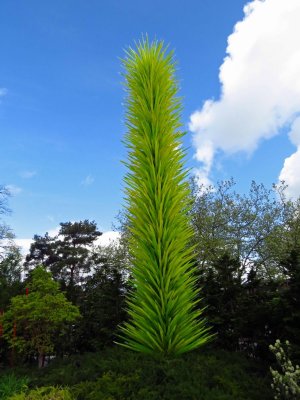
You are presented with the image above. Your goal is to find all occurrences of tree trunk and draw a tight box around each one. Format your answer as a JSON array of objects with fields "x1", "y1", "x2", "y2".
[{"x1": 38, "y1": 352, "x2": 45, "y2": 368}]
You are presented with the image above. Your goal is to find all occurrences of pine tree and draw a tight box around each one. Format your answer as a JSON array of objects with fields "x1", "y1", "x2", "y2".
[
  {"x1": 24, "y1": 220, "x2": 102, "y2": 303},
  {"x1": 116, "y1": 36, "x2": 212, "y2": 357}
]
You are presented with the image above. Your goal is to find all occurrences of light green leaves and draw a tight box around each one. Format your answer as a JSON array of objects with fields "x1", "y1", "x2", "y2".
[
  {"x1": 0, "y1": 267, "x2": 80, "y2": 361},
  {"x1": 116, "y1": 36, "x2": 213, "y2": 357}
]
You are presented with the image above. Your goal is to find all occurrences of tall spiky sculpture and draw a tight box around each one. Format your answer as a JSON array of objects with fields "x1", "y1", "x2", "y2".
[{"x1": 117, "y1": 36, "x2": 212, "y2": 357}]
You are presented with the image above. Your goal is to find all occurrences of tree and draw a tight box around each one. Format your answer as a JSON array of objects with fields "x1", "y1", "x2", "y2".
[
  {"x1": 115, "y1": 175, "x2": 300, "y2": 359},
  {"x1": 116, "y1": 36, "x2": 212, "y2": 357},
  {"x1": 197, "y1": 252, "x2": 242, "y2": 351},
  {"x1": 0, "y1": 266, "x2": 80, "y2": 367},
  {"x1": 278, "y1": 247, "x2": 300, "y2": 361},
  {"x1": 64, "y1": 241, "x2": 129, "y2": 353},
  {"x1": 0, "y1": 245, "x2": 24, "y2": 365},
  {"x1": 0, "y1": 185, "x2": 14, "y2": 259},
  {"x1": 52, "y1": 221, "x2": 101, "y2": 283},
  {"x1": 0, "y1": 245, "x2": 23, "y2": 310},
  {"x1": 78, "y1": 260, "x2": 128, "y2": 351},
  {"x1": 24, "y1": 220, "x2": 102, "y2": 303},
  {"x1": 269, "y1": 339, "x2": 300, "y2": 399},
  {"x1": 263, "y1": 191, "x2": 300, "y2": 276},
  {"x1": 189, "y1": 178, "x2": 286, "y2": 278},
  {"x1": 24, "y1": 233, "x2": 55, "y2": 270}
]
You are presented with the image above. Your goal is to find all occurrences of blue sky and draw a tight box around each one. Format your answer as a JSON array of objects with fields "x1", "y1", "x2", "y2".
[{"x1": 1, "y1": 0, "x2": 300, "y2": 245}]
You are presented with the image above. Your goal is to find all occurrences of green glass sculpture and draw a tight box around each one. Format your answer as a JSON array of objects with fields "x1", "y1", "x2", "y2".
[{"x1": 116, "y1": 36, "x2": 212, "y2": 357}]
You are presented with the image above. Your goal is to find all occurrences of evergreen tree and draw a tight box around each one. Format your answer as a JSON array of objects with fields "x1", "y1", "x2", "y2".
[
  {"x1": 50, "y1": 220, "x2": 101, "y2": 297},
  {"x1": 24, "y1": 233, "x2": 55, "y2": 270},
  {"x1": 24, "y1": 220, "x2": 102, "y2": 303},
  {"x1": 198, "y1": 252, "x2": 241, "y2": 351},
  {"x1": 0, "y1": 246, "x2": 24, "y2": 365},
  {"x1": 279, "y1": 247, "x2": 300, "y2": 361},
  {"x1": 0, "y1": 245, "x2": 23, "y2": 310},
  {"x1": 78, "y1": 262, "x2": 127, "y2": 351},
  {"x1": 117, "y1": 36, "x2": 212, "y2": 357}
]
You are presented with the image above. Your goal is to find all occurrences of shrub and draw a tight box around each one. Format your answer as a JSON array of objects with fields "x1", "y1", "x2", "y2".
[
  {"x1": 269, "y1": 339, "x2": 300, "y2": 399},
  {"x1": 0, "y1": 373, "x2": 29, "y2": 399},
  {"x1": 11, "y1": 346, "x2": 273, "y2": 399},
  {"x1": 7, "y1": 386, "x2": 73, "y2": 400},
  {"x1": 63, "y1": 347, "x2": 272, "y2": 400},
  {"x1": 71, "y1": 371, "x2": 140, "y2": 400}
]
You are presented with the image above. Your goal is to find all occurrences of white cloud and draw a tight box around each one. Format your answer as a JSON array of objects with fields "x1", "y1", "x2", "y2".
[
  {"x1": 279, "y1": 149, "x2": 300, "y2": 198},
  {"x1": 15, "y1": 230, "x2": 121, "y2": 257},
  {"x1": 192, "y1": 140, "x2": 214, "y2": 187},
  {"x1": 14, "y1": 238, "x2": 33, "y2": 255},
  {"x1": 6, "y1": 184, "x2": 22, "y2": 195},
  {"x1": 14, "y1": 227, "x2": 60, "y2": 256},
  {"x1": 0, "y1": 88, "x2": 8, "y2": 97},
  {"x1": 279, "y1": 117, "x2": 300, "y2": 197},
  {"x1": 96, "y1": 231, "x2": 121, "y2": 247},
  {"x1": 81, "y1": 175, "x2": 94, "y2": 186},
  {"x1": 288, "y1": 116, "x2": 300, "y2": 148},
  {"x1": 189, "y1": 0, "x2": 300, "y2": 198},
  {"x1": 48, "y1": 226, "x2": 60, "y2": 237},
  {"x1": 20, "y1": 170, "x2": 37, "y2": 179}
]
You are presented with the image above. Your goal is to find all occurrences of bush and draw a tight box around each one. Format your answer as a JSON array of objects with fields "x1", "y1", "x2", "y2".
[
  {"x1": 33, "y1": 346, "x2": 272, "y2": 400},
  {"x1": 7, "y1": 386, "x2": 73, "y2": 400},
  {"x1": 1, "y1": 346, "x2": 273, "y2": 399},
  {"x1": 71, "y1": 371, "x2": 140, "y2": 400},
  {"x1": 0, "y1": 373, "x2": 29, "y2": 399},
  {"x1": 269, "y1": 339, "x2": 300, "y2": 399}
]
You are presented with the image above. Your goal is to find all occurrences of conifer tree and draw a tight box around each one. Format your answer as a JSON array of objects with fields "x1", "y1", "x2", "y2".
[{"x1": 117, "y1": 36, "x2": 212, "y2": 357}]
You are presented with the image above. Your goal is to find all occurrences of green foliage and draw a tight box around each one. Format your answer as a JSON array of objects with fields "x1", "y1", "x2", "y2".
[
  {"x1": 118, "y1": 35, "x2": 212, "y2": 356},
  {"x1": 189, "y1": 178, "x2": 286, "y2": 277},
  {"x1": 7, "y1": 386, "x2": 73, "y2": 400},
  {"x1": 24, "y1": 220, "x2": 101, "y2": 303},
  {"x1": 279, "y1": 248, "x2": 300, "y2": 361},
  {"x1": 71, "y1": 371, "x2": 140, "y2": 400},
  {"x1": 269, "y1": 340, "x2": 300, "y2": 399},
  {"x1": 23, "y1": 221, "x2": 103, "y2": 356},
  {"x1": 1, "y1": 267, "x2": 80, "y2": 366},
  {"x1": 197, "y1": 252, "x2": 242, "y2": 351},
  {"x1": 265, "y1": 193, "x2": 300, "y2": 267},
  {"x1": 0, "y1": 373, "x2": 29, "y2": 400},
  {"x1": 0, "y1": 246, "x2": 22, "y2": 289},
  {"x1": 188, "y1": 178, "x2": 300, "y2": 359},
  {"x1": 49, "y1": 220, "x2": 101, "y2": 293},
  {"x1": 24, "y1": 233, "x2": 54, "y2": 270},
  {"x1": 27, "y1": 346, "x2": 272, "y2": 400},
  {"x1": 77, "y1": 262, "x2": 127, "y2": 351},
  {"x1": 0, "y1": 246, "x2": 24, "y2": 363}
]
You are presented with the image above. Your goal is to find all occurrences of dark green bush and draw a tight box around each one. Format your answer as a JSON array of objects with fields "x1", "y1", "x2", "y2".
[
  {"x1": 71, "y1": 371, "x2": 140, "y2": 400},
  {"x1": 31, "y1": 346, "x2": 272, "y2": 400}
]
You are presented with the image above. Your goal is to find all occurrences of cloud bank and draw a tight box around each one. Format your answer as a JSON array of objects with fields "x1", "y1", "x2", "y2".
[
  {"x1": 95, "y1": 230, "x2": 121, "y2": 247},
  {"x1": 15, "y1": 229, "x2": 121, "y2": 256},
  {"x1": 189, "y1": 0, "x2": 300, "y2": 197}
]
